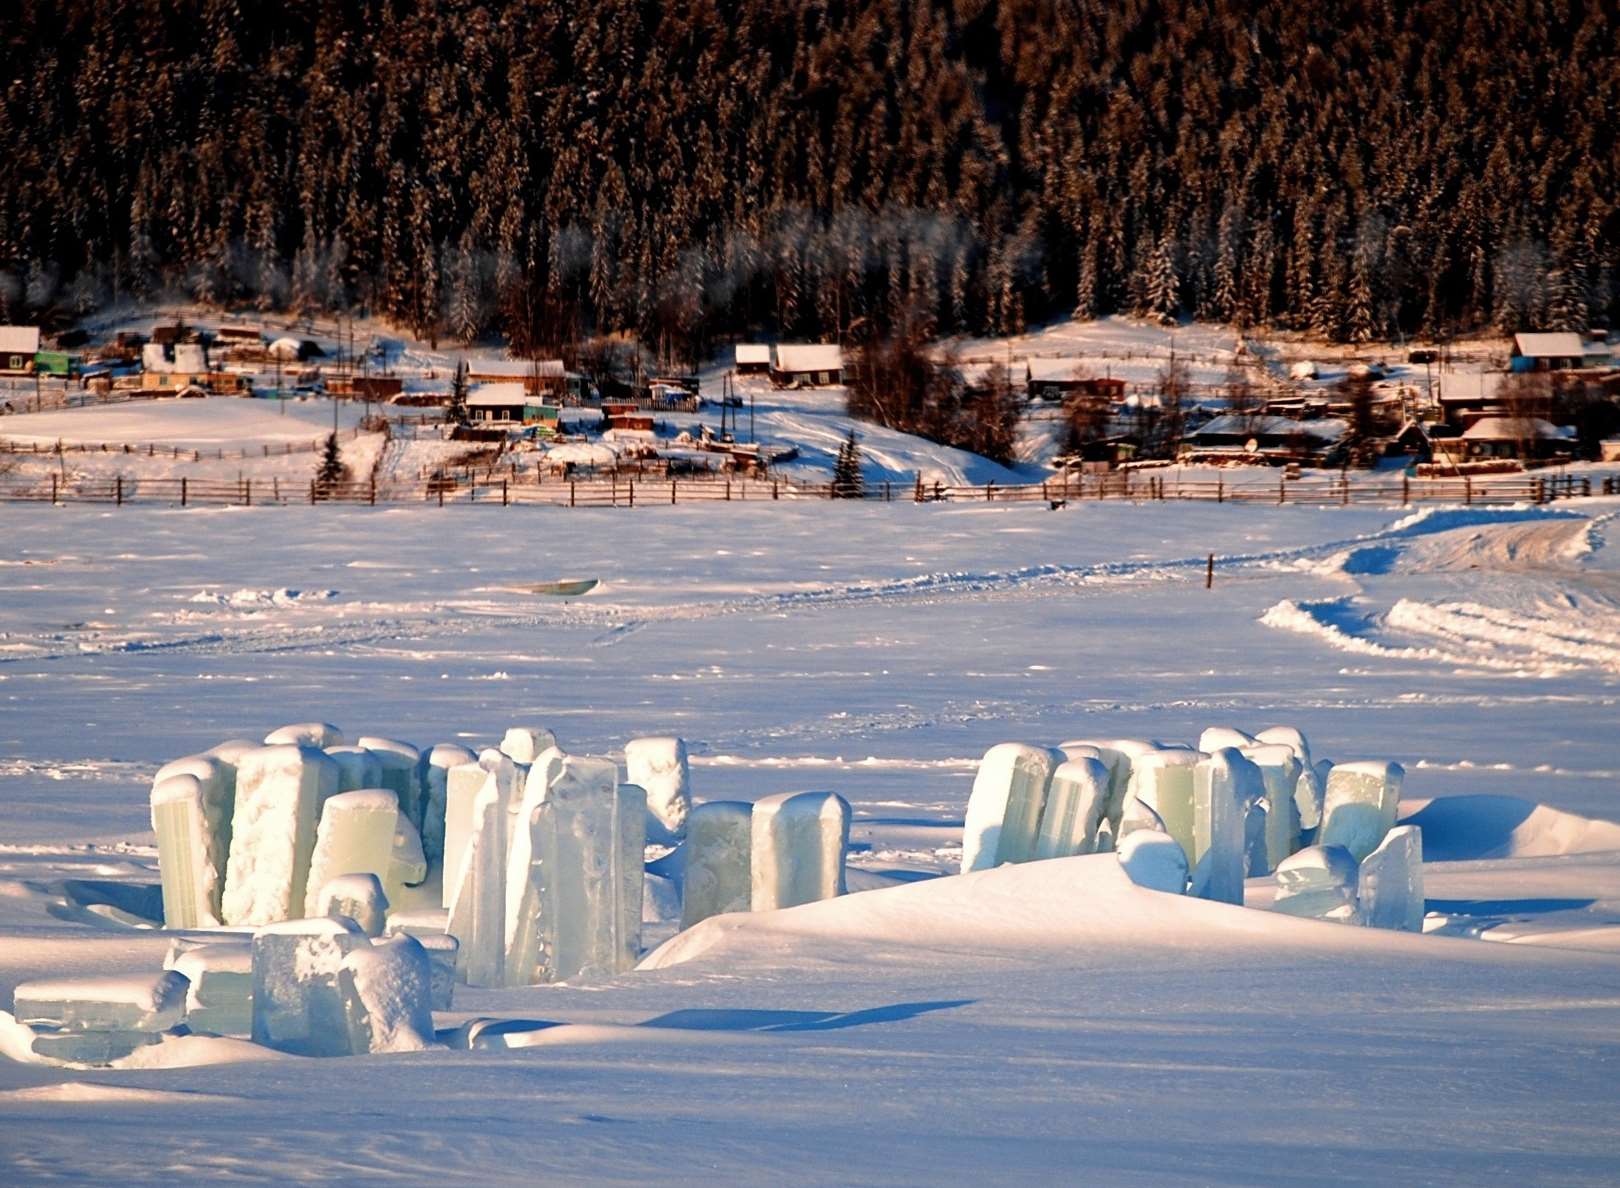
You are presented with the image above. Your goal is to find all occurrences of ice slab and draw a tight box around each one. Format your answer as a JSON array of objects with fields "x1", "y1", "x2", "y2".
[
  {"x1": 961, "y1": 743, "x2": 1062, "y2": 872},
  {"x1": 523, "y1": 757, "x2": 645, "y2": 983},
  {"x1": 303, "y1": 790, "x2": 399, "y2": 921},
  {"x1": 339, "y1": 935, "x2": 436, "y2": 1054},
  {"x1": 1359, "y1": 825, "x2": 1424, "y2": 932},
  {"x1": 681, "y1": 800, "x2": 753, "y2": 929},
  {"x1": 13, "y1": 972, "x2": 190, "y2": 1033},
  {"x1": 166, "y1": 941, "x2": 252, "y2": 1037},
  {"x1": 251, "y1": 916, "x2": 368, "y2": 1056},
  {"x1": 624, "y1": 736, "x2": 692, "y2": 843},
  {"x1": 1190, "y1": 749, "x2": 1261, "y2": 905},
  {"x1": 1273, "y1": 845, "x2": 1361, "y2": 922},
  {"x1": 447, "y1": 781, "x2": 506, "y2": 987},
  {"x1": 30, "y1": 1027, "x2": 162, "y2": 1065},
  {"x1": 222, "y1": 745, "x2": 340, "y2": 926},
  {"x1": 358, "y1": 737, "x2": 424, "y2": 832},
  {"x1": 1319, "y1": 761, "x2": 1404, "y2": 862},
  {"x1": 500, "y1": 726, "x2": 556, "y2": 765},
  {"x1": 1118, "y1": 749, "x2": 1204, "y2": 859},
  {"x1": 315, "y1": 873, "x2": 390, "y2": 938},
  {"x1": 1032, "y1": 757, "x2": 1112, "y2": 859},
  {"x1": 265, "y1": 722, "x2": 345, "y2": 748},
  {"x1": 1240, "y1": 743, "x2": 1303, "y2": 875},
  {"x1": 751, "y1": 791, "x2": 851, "y2": 911},
  {"x1": 1116, "y1": 831, "x2": 1189, "y2": 894},
  {"x1": 324, "y1": 745, "x2": 383, "y2": 793},
  {"x1": 419, "y1": 743, "x2": 477, "y2": 870},
  {"x1": 151, "y1": 771, "x2": 228, "y2": 929}
]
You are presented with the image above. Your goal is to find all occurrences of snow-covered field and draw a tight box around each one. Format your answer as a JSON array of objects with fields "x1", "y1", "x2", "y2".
[{"x1": 2, "y1": 495, "x2": 1619, "y2": 1182}]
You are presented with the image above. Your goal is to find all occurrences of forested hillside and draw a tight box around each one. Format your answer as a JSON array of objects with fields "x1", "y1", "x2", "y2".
[{"x1": 2, "y1": 0, "x2": 1614, "y2": 355}]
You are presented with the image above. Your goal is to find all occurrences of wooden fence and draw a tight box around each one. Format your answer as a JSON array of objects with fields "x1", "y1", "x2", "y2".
[{"x1": 1, "y1": 470, "x2": 1612, "y2": 509}]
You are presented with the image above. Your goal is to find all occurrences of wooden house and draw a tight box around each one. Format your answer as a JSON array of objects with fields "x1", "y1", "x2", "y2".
[
  {"x1": 1025, "y1": 358, "x2": 1112, "y2": 402},
  {"x1": 770, "y1": 343, "x2": 843, "y2": 386},
  {"x1": 735, "y1": 344, "x2": 771, "y2": 373},
  {"x1": 0, "y1": 325, "x2": 41, "y2": 374},
  {"x1": 466, "y1": 384, "x2": 559, "y2": 427},
  {"x1": 1511, "y1": 332, "x2": 1587, "y2": 372}
]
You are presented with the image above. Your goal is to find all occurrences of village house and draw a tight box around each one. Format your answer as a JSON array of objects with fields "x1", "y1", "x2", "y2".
[
  {"x1": 1431, "y1": 416, "x2": 1575, "y2": 463},
  {"x1": 1511, "y1": 332, "x2": 1588, "y2": 372},
  {"x1": 734, "y1": 344, "x2": 771, "y2": 374},
  {"x1": 1025, "y1": 359, "x2": 1120, "y2": 403},
  {"x1": 1183, "y1": 414, "x2": 1347, "y2": 465},
  {"x1": 0, "y1": 325, "x2": 41, "y2": 374},
  {"x1": 466, "y1": 383, "x2": 560, "y2": 429},
  {"x1": 770, "y1": 343, "x2": 842, "y2": 386}
]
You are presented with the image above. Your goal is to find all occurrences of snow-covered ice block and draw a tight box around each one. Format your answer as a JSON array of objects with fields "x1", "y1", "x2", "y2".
[
  {"x1": 751, "y1": 791, "x2": 851, "y2": 912},
  {"x1": 339, "y1": 935, "x2": 435, "y2": 1054},
  {"x1": 624, "y1": 736, "x2": 692, "y2": 843},
  {"x1": 315, "y1": 873, "x2": 390, "y2": 938},
  {"x1": 222, "y1": 744, "x2": 340, "y2": 926},
  {"x1": 447, "y1": 780, "x2": 506, "y2": 987},
  {"x1": 1240, "y1": 743, "x2": 1303, "y2": 874},
  {"x1": 1117, "y1": 831, "x2": 1189, "y2": 894},
  {"x1": 265, "y1": 722, "x2": 345, "y2": 748},
  {"x1": 499, "y1": 726, "x2": 556, "y2": 765},
  {"x1": 681, "y1": 800, "x2": 753, "y2": 930},
  {"x1": 1272, "y1": 845, "x2": 1361, "y2": 922},
  {"x1": 408, "y1": 933, "x2": 458, "y2": 1010},
  {"x1": 960, "y1": 743, "x2": 1063, "y2": 872},
  {"x1": 1118, "y1": 749, "x2": 1204, "y2": 859},
  {"x1": 1358, "y1": 825, "x2": 1424, "y2": 932},
  {"x1": 523, "y1": 758, "x2": 646, "y2": 983},
  {"x1": 30, "y1": 1028, "x2": 161, "y2": 1065},
  {"x1": 388, "y1": 814, "x2": 429, "y2": 903},
  {"x1": 1294, "y1": 763, "x2": 1326, "y2": 839},
  {"x1": 1319, "y1": 761, "x2": 1404, "y2": 861},
  {"x1": 13, "y1": 972, "x2": 190, "y2": 1033},
  {"x1": 1190, "y1": 748, "x2": 1261, "y2": 906},
  {"x1": 1058, "y1": 740, "x2": 1135, "y2": 840},
  {"x1": 501, "y1": 753, "x2": 563, "y2": 981},
  {"x1": 358, "y1": 737, "x2": 424, "y2": 831},
  {"x1": 1198, "y1": 726, "x2": 1257, "y2": 754},
  {"x1": 1255, "y1": 725, "x2": 1313, "y2": 771},
  {"x1": 419, "y1": 742, "x2": 477, "y2": 871},
  {"x1": 324, "y1": 745, "x2": 383, "y2": 793},
  {"x1": 151, "y1": 770, "x2": 230, "y2": 928},
  {"x1": 1032, "y1": 757, "x2": 1112, "y2": 859},
  {"x1": 442, "y1": 761, "x2": 493, "y2": 909},
  {"x1": 205, "y1": 738, "x2": 260, "y2": 768},
  {"x1": 302, "y1": 790, "x2": 399, "y2": 920},
  {"x1": 251, "y1": 916, "x2": 368, "y2": 1056},
  {"x1": 166, "y1": 941, "x2": 253, "y2": 1036},
  {"x1": 385, "y1": 907, "x2": 449, "y2": 937}
]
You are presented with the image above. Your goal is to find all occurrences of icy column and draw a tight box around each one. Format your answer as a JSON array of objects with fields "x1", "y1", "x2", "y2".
[
  {"x1": 339, "y1": 935, "x2": 436, "y2": 1054},
  {"x1": 324, "y1": 745, "x2": 383, "y2": 792},
  {"x1": 1318, "y1": 761, "x2": 1404, "y2": 861},
  {"x1": 1032, "y1": 757, "x2": 1112, "y2": 859},
  {"x1": 1190, "y1": 748, "x2": 1262, "y2": 905},
  {"x1": 447, "y1": 779, "x2": 507, "y2": 987},
  {"x1": 751, "y1": 791, "x2": 851, "y2": 911},
  {"x1": 624, "y1": 736, "x2": 693, "y2": 843},
  {"x1": 222, "y1": 744, "x2": 340, "y2": 926},
  {"x1": 502, "y1": 755, "x2": 565, "y2": 983},
  {"x1": 525, "y1": 757, "x2": 646, "y2": 982},
  {"x1": 265, "y1": 722, "x2": 345, "y2": 748},
  {"x1": 165, "y1": 941, "x2": 253, "y2": 1037},
  {"x1": 442, "y1": 760, "x2": 494, "y2": 909},
  {"x1": 680, "y1": 800, "x2": 753, "y2": 929},
  {"x1": 1116, "y1": 831, "x2": 1190, "y2": 894},
  {"x1": 302, "y1": 790, "x2": 399, "y2": 919},
  {"x1": 960, "y1": 744, "x2": 1062, "y2": 872},
  {"x1": 1117, "y1": 749, "x2": 1204, "y2": 859},
  {"x1": 1358, "y1": 825, "x2": 1424, "y2": 932},
  {"x1": 358, "y1": 736, "x2": 424, "y2": 834},
  {"x1": 419, "y1": 742, "x2": 478, "y2": 872},
  {"x1": 1240, "y1": 743, "x2": 1304, "y2": 874},
  {"x1": 251, "y1": 916, "x2": 368, "y2": 1056},
  {"x1": 500, "y1": 726, "x2": 557, "y2": 765},
  {"x1": 315, "y1": 873, "x2": 390, "y2": 937},
  {"x1": 1272, "y1": 845, "x2": 1361, "y2": 922},
  {"x1": 151, "y1": 770, "x2": 229, "y2": 928}
]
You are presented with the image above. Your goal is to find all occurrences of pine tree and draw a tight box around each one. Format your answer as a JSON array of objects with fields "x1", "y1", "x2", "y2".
[
  {"x1": 832, "y1": 428, "x2": 864, "y2": 498},
  {"x1": 446, "y1": 359, "x2": 470, "y2": 427},
  {"x1": 315, "y1": 431, "x2": 346, "y2": 492},
  {"x1": 1144, "y1": 234, "x2": 1179, "y2": 326}
]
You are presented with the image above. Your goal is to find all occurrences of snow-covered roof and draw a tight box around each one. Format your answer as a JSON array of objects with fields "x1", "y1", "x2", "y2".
[
  {"x1": 467, "y1": 383, "x2": 532, "y2": 407},
  {"x1": 1514, "y1": 332, "x2": 1585, "y2": 358},
  {"x1": 735, "y1": 344, "x2": 771, "y2": 366},
  {"x1": 1461, "y1": 416, "x2": 1572, "y2": 440},
  {"x1": 1192, "y1": 415, "x2": 1346, "y2": 442},
  {"x1": 0, "y1": 325, "x2": 41, "y2": 354},
  {"x1": 772, "y1": 343, "x2": 842, "y2": 372},
  {"x1": 1026, "y1": 358, "x2": 1091, "y2": 383},
  {"x1": 467, "y1": 357, "x2": 564, "y2": 377},
  {"x1": 1440, "y1": 372, "x2": 1506, "y2": 402}
]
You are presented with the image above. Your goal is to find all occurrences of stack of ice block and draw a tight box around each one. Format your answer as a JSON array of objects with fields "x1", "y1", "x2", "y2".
[
  {"x1": 12, "y1": 972, "x2": 190, "y2": 1065},
  {"x1": 251, "y1": 916, "x2": 369, "y2": 1056}
]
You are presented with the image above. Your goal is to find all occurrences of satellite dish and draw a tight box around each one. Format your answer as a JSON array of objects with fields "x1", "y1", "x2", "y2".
[{"x1": 1245, "y1": 438, "x2": 1260, "y2": 453}]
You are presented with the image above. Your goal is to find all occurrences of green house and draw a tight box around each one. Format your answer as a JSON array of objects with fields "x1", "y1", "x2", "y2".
[{"x1": 33, "y1": 351, "x2": 80, "y2": 378}]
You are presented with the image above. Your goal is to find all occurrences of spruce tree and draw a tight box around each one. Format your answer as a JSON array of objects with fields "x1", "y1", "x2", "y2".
[
  {"x1": 446, "y1": 359, "x2": 470, "y2": 428},
  {"x1": 832, "y1": 429, "x2": 864, "y2": 498},
  {"x1": 315, "y1": 431, "x2": 346, "y2": 492}
]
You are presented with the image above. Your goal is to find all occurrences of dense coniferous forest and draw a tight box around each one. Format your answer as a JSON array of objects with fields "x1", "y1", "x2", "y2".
[{"x1": 1, "y1": 0, "x2": 1615, "y2": 357}]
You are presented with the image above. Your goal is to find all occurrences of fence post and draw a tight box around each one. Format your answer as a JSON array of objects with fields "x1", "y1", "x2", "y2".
[
  {"x1": 670, "y1": 481, "x2": 677, "y2": 505},
  {"x1": 51, "y1": 473, "x2": 57, "y2": 505},
  {"x1": 1583, "y1": 478, "x2": 1591, "y2": 498},
  {"x1": 570, "y1": 480, "x2": 576, "y2": 507},
  {"x1": 438, "y1": 483, "x2": 444, "y2": 507},
  {"x1": 934, "y1": 481, "x2": 943, "y2": 502},
  {"x1": 612, "y1": 474, "x2": 618, "y2": 507},
  {"x1": 245, "y1": 479, "x2": 251, "y2": 507},
  {"x1": 182, "y1": 477, "x2": 188, "y2": 507},
  {"x1": 310, "y1": 480, "x2": 317, "y2": 505},
  {"x1": 986, "y1": 483, "x2": 994, "y2": 502},
  {"x1": 1217, "y1": 478, "x2": 1224, "y2": 503},
  {"x1": 1465, "y1": 477, "x2": 1472, "y2": 506},
  {"x1": 115, "y1": 475, "x2": 123, "y2": 506},
  {"x1": 1278, "y1": 476, "x2": 1285, "y2": 504},
  {"x1": 725, "y1": 480, "x2": 731, "y2": 502},
  {"x1": 629, "y1": 479, "x2": 635, "y2": 508},
  {"x1": 370, "y1": 478, "x2": 376, "y2": 506},
  {"x1": 773, "y1": 480, "x2": 780, "y2": 500},
  {"x1": 1402, "y1": 474, "x2": 1409, "y2": 505},
  {"x1": 502, "y1": 480, "x2": 508, "y2": 507},
  {"x1": 1341, "y1": 475, "x2": 1349, "y2": 505}
]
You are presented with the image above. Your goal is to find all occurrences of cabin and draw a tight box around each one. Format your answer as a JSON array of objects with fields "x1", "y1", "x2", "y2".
[
  {"x1": 466, "y1": 357, "x2": 590, "y2": 402},
  {"x1": 213, "y1": 325, "x2": 263, "y2": 349},
  {"x1": 143, "y1": 341, "x2": 209, "y2": 375},
  {"x1": 466, "y1": 384, "x2": 560, "y2": 428},
  {"x1": 1183, "y1": 414, "x2": 1347, "y2": 465},
  {"x1": 327, "y1": 375, "x2": 404, "y2": 400},
  {"x1": 735, "y1": 344, "x2": 771, "y2": 374},
  {"x1": 1025, "y1": 359, "x2": 1113, "y2": 402},
  {"x1": 771, "y1": 343, "x2": 842, "y2": 387},
  {"x1": 0, "y1": 326, "x2": 41, "y2": 374},
  {"x1": 1432, "y1": 416, "x2": 1575, "y2": 462},
  {"x1": 1511, "y1": 332, "x2": 1587, "y2": 372}
]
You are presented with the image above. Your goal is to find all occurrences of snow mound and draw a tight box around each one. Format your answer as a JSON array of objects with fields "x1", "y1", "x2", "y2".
[
  {"x1": 188, "y1": 588, "x2": 338, "y2": 608},
  {"x1": 1401, "y1": 795, "x2": 1620, "y2": 862}
]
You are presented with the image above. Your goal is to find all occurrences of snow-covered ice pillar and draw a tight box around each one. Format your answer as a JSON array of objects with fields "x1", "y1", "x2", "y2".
[
  {"x1": 324, "y1": 745, "x2": 383, "y2": 793},
  {"x1": 1117, "y1": 749, "x2": 1204, "y2": 860},
  {"x1": 302, "y1": 790, "x2": 399, "y2": 920},
  {"x1": 358, "y1": 736, "x2": 424, "y2": 834},
  {"x1": 1116, "y1": 831, "x2": 1190, "y2": 894},
  {"x1": 1272, "y1": 845, "x2": 1360, "y2": 923},
  {"x1": 265, "y1": 722, "x2": 345, "y2": 748},
  {"x1": 1198, "y1": 726, "x2": 1256, "y2": 754},
  {"x1": 751, "y1": 791, "x2": 851, "y2": 911},
  {"x1": 314, "y1": 872, "x2": 390, "y2": 937},
  {"x1": 1318, "y1": 761, "x2": 1404, "y2": 861},
  {"x1": 1255, "y1": 726, "x2": 1312, "y2": 771},
  {"x1": 624, "y1": 736, "x2": 693, "y2": 843},
  {"x1": 1358, "y1": 825, "x2": 1424, "y2": 932},
  {"x1": 339, "y1": 935, "x2": 436, "y2": 1054},
  {"x1": 447, "y1": 779, "x2": 507, "y2": 987},
  {"x1": 442, "y1": 760, "x2": 494, "y2": 909},
  {"x1": 1031, "y1": 757, "x2": 1112, "y2": 859},
  {"x1": 250, "y1": 916, "x2": 368, "y2": 1056},
  {"x1": 502, "y1": 754, "x2": 564, "y2": 983},
  {"x1": 419, "y1": 742, "x2": 478, "y2": 872},
  {"x1": 960, "y1": 743, "x2": 1062, "y2": 872},
  {"x1": 681, "y1": 800, "x2": 753, "y2": 929},
  {"x1": 1191, "y1": 748, "x2": 1262, "y2": 905},
  {"x1": 150, "y1": 766, "x2": 232, "y2": 928},
  {"x1": 222, "y1": 744, "x2": 340, "y2": 926},
  {"x1": 524, "y1": 757, "x2": 646, "y2": 982},
  {"x1": 1240, "y1": 743, "x2": 1304, "y2": 874},
  {"x1": 500, "y1": 726, "x2": 556, "y2": 765}
]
